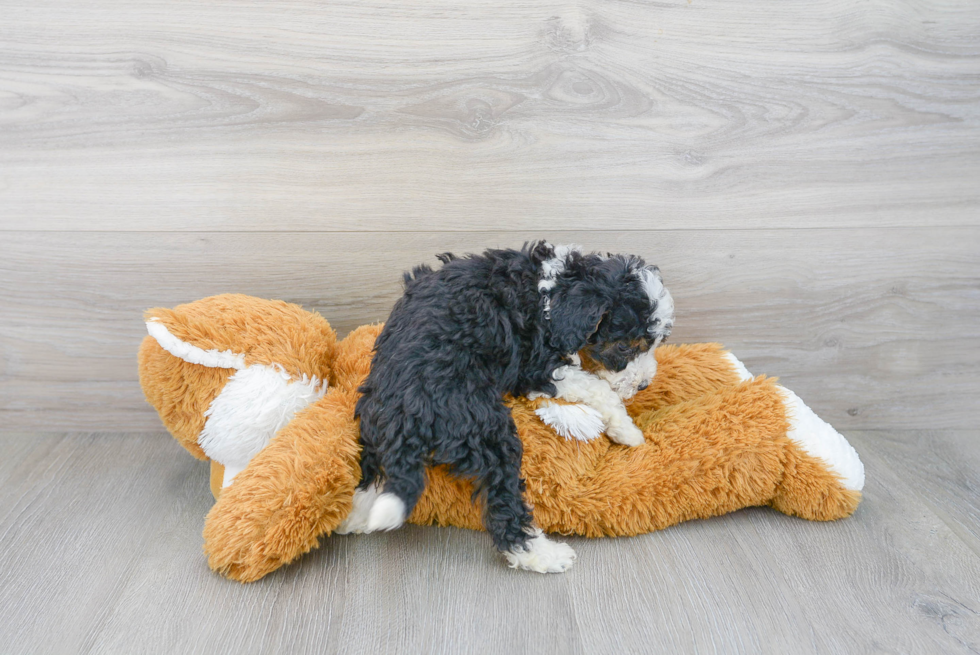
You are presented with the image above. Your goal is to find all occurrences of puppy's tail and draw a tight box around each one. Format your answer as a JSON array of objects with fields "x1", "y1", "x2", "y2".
[
  {"x1": 403, "y1": 262, "x2": 436, "y2": 286},
  {"x1": 435, "y1": 252, "x2": 458, "y2": 264}
]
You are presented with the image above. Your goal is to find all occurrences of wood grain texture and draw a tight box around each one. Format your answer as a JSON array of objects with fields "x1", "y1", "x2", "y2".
[
  {"x1": 1, "y1": 1, "x2": 978, "y2": 231},
  {"x1": 2, "y1": 227, "x2": 977, "y2": 431},
  {"x1": 854, "y1": 430, "x2": 980, "y2": 560},
  {"x1": 1, "y1": 430, "x2": 978, "y2": 654}
]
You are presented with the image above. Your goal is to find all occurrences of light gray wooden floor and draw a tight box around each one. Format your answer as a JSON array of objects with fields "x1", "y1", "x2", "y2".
[{"x1": 1, "y1": 429, "x2": 979, "y2": 654}]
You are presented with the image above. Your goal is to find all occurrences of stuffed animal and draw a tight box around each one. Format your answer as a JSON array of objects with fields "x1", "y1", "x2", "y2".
[{"x1": 138, "y1": 294, "x2": 864, "y2": 582}]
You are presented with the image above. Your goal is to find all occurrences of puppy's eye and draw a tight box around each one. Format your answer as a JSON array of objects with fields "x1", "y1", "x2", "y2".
[{"x1": 616, "y1": 343, "x2": 631, "y2": 353}]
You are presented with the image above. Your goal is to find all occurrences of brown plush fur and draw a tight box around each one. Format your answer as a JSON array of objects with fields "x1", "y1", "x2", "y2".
[
  {"x1": 138, "y1": 294, "x2": 337, "y2": 460},
  {"x1": 202, "y1": 390, "x2": 361, "y2": 581},
  {"x1": 139, "y1": 295, "x2": 860, "y2": 582},
  {"x1": 138, "y1": 337, "x2": 232, "y2": 460},
  {"x1": 144, "y1": 294, "x2": 337, "y2": 381}
]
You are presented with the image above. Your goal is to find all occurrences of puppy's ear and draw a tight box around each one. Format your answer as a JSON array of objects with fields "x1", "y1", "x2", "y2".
[
  {"x1": 527, "y1": 241, "x2": 555, "y2": 266},
  {"x1": 548, "y1": 290, "x2": 609, "y2": 354}
]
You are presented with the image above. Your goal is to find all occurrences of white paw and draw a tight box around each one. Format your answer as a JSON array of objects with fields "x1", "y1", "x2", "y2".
[
  {"x1": 366, "y1": 492, "x2": 407, "y2": 532},
  {"x1": 503, "y1": 529, "x2": 576, "y2": 573},
  {"x1": 535, "y1": 402, "x2": 605, "y2": 442},
  {"x1": 605, "y1": 420, "x2": 645, "y2": 447},
  {"x1": 335, "y1": 483, "x2": 383, "y2": 534}
]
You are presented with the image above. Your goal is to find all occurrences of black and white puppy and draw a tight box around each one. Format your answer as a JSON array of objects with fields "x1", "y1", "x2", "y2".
[{"x1": 342, "y1": 242, "x2": 673, "y2": 572}]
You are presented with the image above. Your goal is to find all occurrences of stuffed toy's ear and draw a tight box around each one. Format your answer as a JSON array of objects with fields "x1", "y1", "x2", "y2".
[{"x1": 547, "y1": 288, "x2": 609, "y2": 355}]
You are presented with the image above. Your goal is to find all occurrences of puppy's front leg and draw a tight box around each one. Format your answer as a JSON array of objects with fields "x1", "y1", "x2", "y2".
[{"x1": 550, "y1": 364, "x2": 645, "y2": 447}]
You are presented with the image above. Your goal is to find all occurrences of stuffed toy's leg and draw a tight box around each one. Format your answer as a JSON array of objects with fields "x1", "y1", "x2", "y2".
[
  {"x1": 202, "y1": 388, "x2": 361, "y2": 582},
  {"x1": 200, "y1": 324, "x2": 384, "y2": 582},
  {"x1": 650, "y1": 344, "x2": 865, "y2": 496},
  {"x1": 718, "y1": 354, "x2": 865, "y2": 520}
]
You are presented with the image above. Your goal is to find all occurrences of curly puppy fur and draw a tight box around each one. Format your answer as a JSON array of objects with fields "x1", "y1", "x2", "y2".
[{"x1": 354, "y1": 242, "x2": 672, "y2": 565}]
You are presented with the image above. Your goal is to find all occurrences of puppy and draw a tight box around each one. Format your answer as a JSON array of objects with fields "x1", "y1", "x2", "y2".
[
  {"x1": 345, "y1": 242, "x2": 673, "y2": 572},
  {"x1": 530, "y1": 245, "x2": 674, "y2": 445}
]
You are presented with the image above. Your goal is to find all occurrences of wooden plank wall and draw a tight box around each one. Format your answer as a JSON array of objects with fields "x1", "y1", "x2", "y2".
[{"x1": 1, "y1": 0, "x2": 978, "y2": 431}]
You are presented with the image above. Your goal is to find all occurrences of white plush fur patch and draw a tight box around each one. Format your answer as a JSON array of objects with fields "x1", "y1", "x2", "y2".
[
  {"x1": 535, "y1": 402, "x2": 605, "y2": 441},
  {"x1": 198, "y1": 364, "x2": 327, "y2": 486},
  {"x1": 778, "y1": 386, "x2": 865, "y2": 492},
  {"x1": 503, "y1": 528, "x2": 576, "y2": 573},
  {"x1": 146, "y1": 319, "x2": 246, "y2": 370}
]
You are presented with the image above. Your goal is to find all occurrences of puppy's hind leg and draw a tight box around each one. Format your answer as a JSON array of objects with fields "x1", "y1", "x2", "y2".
[
  {"x1": 503, "y1": 528, "x2": 578, "y2": 574},
  {"x1": 476, "y1": 410, "x2": 576, "y2": 573}
]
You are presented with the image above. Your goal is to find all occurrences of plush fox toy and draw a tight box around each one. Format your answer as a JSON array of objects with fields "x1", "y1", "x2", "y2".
[{"x1": 138, "y1": 294, "x2": 864, "y2": 582}]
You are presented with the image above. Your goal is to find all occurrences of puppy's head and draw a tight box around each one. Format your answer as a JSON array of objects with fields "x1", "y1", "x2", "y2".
[{"x1": 543, "y1": 247, "x2": 674, "y2": 399}]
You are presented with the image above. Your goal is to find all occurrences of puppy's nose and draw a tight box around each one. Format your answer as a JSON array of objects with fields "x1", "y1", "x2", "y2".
[{"x1": 638, "y1": 381, "x2": 649, "y2": 391}]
